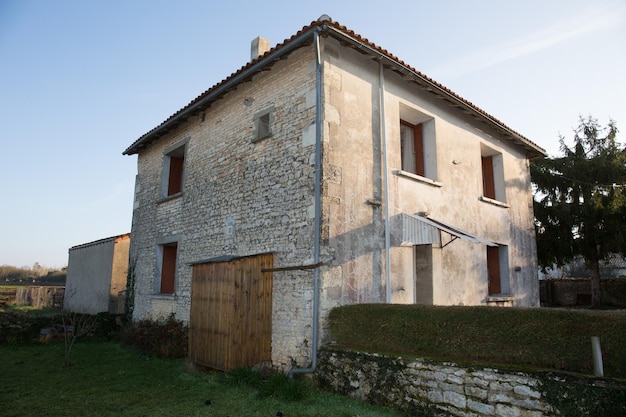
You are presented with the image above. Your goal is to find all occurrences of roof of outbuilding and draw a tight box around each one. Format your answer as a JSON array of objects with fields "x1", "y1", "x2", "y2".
[
  {"x1": 123, "y1": 16, "x2": 546, "y2": 158},
  {"x1": 69, "y1": 233, "x2": 131, "y2": 252}
]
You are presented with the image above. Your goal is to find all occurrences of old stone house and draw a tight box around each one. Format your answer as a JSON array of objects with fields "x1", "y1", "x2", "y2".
[{"x1": 123, "y1": 16, "x2": 546, "y2": 371}]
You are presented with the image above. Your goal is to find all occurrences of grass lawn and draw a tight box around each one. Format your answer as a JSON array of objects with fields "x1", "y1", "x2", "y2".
[
  {"x1": 0, "y1": 340, "x2": 406, "y2": 417},
  {"x1": 330, "y1": 304, "x2": 626, "y2": 377}
]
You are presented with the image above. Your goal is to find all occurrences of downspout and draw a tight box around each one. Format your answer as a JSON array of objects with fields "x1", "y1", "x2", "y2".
[
  {"x1": 289, "y1": 27, "x2": 323, "y2": 377},
  {"x1": 380, "y1": 61, "x2": 391, "y2": 304}
]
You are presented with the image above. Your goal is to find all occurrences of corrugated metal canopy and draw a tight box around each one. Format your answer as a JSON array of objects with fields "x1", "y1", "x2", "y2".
[{"x1": 401, "y1": 213, "x2": 497, "y2": 248}]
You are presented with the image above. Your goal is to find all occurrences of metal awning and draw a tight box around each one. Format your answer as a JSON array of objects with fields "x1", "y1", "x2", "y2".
[{"x1": 401, "y1": 213, "x2": 498, "y2": 248}]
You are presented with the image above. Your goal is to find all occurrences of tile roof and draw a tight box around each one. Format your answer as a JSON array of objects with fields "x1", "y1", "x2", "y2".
[{"x1": 123, "y1": 16, "x2": 546, "y2": 158}]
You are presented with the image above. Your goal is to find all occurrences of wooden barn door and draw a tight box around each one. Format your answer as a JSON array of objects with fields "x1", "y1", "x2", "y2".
[{"x1": 189, "y1": 253, "x2": 273, "y2": 371}]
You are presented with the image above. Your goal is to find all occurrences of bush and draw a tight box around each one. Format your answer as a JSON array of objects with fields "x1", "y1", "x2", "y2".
[
  {"x1": 0, "y1": 312, "x2": 56, "y2": 343},
  {"x1": 122, "y1": 315, "x2": 188, "y2": 358}
]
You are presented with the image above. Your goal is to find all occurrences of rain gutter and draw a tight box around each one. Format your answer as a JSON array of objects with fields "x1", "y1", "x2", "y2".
[
  {"x1": 379, "y1": 61, "x2": 391, "y2": 304},
  {"x1": 289, "y1": 27, "x2": 324, "y2": 377}
]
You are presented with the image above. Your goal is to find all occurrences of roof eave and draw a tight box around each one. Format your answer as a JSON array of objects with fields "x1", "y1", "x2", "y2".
[
  {"x1": 321, "y1": 26, "x2": 546, "y2": 159},
  {"x1": 122, "y1": 25, "x2": 323, "y2": 156},
  {"x1": 124, "y1": 20, "x2": 546, "y2": 159}
]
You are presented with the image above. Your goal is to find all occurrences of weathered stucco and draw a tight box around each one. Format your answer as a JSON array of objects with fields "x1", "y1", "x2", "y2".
[{"x1": 319, "y1": 36, "x2": 539, "y2": 313}]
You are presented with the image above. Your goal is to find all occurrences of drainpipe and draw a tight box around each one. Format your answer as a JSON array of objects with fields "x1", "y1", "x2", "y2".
[
  {"x1": 380, "y1": 61, "x2": 391, "y2": 304},
  {"x1": 289, "y1": 27, "x2": 323, "y2": 377}
]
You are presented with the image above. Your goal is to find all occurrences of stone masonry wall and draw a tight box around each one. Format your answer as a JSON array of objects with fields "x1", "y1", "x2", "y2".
[
  {"x1": 317, "y1": 348, "x2": 554, "y2": 417},
  {"x1": 129, "y1": 44, "x2": 320, "y2": 369}
]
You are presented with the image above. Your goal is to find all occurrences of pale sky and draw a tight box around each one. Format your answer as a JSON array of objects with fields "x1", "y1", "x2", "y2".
[{"x1": 1, "y1": 0, "x2": 625, "y2": 268}]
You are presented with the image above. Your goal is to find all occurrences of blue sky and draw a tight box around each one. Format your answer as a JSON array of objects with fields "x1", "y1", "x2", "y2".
[{"x1": 1, "y1": 0, "x2": 625, "y2": 268}]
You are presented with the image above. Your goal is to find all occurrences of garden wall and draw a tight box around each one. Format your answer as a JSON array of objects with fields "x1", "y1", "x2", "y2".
[{"x1": 317, "y1": 347, "x2": 625, "y2": 417}]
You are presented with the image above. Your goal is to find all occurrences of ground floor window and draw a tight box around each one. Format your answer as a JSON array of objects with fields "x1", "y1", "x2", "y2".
[
  {"x1": 414, "y1": 244, "x2": 434, "y2": 304},
  {"x1": 158, "y1": 242, "x2": 178, "y2": 294},
  {"x1": 487, "y1": 245, "x2": 509, "y2": 295}
]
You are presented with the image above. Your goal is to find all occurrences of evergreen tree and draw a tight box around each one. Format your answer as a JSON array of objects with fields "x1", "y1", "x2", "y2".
[{"x1": 531, "y1": 116, "x2": 626, "y2": 306}]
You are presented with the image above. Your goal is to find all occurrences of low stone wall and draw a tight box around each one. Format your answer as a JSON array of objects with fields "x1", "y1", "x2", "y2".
[{"x1": 317, "y1": 347, "x2": 625, "y2": 417}]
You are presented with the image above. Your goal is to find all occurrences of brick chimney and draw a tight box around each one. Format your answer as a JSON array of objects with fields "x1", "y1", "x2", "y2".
[{"x1": 251, "y1": 36, "x2": 270, "y2": 61}]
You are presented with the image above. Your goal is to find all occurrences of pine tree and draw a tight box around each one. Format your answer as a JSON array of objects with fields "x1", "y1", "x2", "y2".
[{"x1": 531, "y1": 116, "x2": 626, "y2": 306}]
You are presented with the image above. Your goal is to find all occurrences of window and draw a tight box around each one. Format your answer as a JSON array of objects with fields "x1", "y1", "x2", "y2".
[
  {"x1": 398, "y1": 104, "x2": 437, "y2": 181},
  {"x1": 401, "y1": 121, "x2": 425, "y2": 176},
  {"x1": 480, "y1": 145, "x2": 505, "y2": 203},
  {"x1": 481, "y1": 155, "x2": 495, "y2": 199},
  {"x1": 158, "y1": 242, "x2": 178, "y2": 294},
  {"x1": 161, "y1": 143, "x2": 186, "y2": 197},
  {"x1": 414, "y1": 244, "x2": 434, "y2": 305},
  {"x1": 253, "y1": 107, "x2": 273, "y2": 142},
  {"x1": 487, "y1": 245, "x2": 510, "y2": 296}
]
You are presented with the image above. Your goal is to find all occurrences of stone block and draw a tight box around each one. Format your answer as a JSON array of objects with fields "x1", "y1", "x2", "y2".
[
  {"x1": 513, "y1": 384, "x2": 541, "y2": 399},
  {"x1": 465, "y1": 385, "x2": 488, "y2": 400},
  {"x1": 467, "y1": 398, "x2": 495, "y2": 416},
  {"x1": 443, "y1": 390, "x2": 467, "y2": 409},
  {"x1": 494, "y1": 403, "x2": 525, "y2": 417}
]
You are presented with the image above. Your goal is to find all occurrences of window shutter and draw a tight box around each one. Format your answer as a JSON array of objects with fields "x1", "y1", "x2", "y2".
[
  {"x1": 413, "y1": 123, "x2": 425, "y2": 177},
  {"x1": 487, "y1": 246, "x2": 501, "y2": 295},
  {"x1": 168, "y1": 156, "x2": 184, "y2": 195},
  {"x1": 160, "y1": 244, "x2": 177, "y2": 294},
  {"x1": 482, "y1": 156, "x2": 495, "y2": 199}
]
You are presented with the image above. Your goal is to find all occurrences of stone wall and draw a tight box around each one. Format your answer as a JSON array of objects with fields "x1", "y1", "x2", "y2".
[
  {"x1": 317, "y1": 347, "x2": 624, "y2": 417},
  {"x1": 129, "y1": 44, "x2": 320, "y2": 368}
]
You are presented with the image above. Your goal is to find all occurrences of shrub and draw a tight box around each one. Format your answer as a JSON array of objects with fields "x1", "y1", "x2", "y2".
[
  {"x1": 122, "y1": 315, "x2": 188, "y2": 358},
  {"x1": 0, "y1": 312, "x2": 56, "y2": 343}
]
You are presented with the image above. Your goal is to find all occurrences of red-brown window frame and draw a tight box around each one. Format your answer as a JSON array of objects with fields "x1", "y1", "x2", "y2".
[
  {"x1": 401, "y1": 120, "x2": 425, "y2": 177},
  {"x1": 487, "y1": 245, "x2": 501, "y2": 295},
  {"x1": 160, "y1": 243, "x2": 178, "y2": 294},
  {"x1": 481, "y1": 155, "x2": 496, "y2": 200},
  {"x1": 167, "y1": 156, "x2": 184, "y2": 196}
]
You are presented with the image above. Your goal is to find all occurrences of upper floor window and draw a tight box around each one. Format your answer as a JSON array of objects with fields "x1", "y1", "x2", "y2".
[
  {"x1": 481, "y1": 155, "x2": 496, "y2": 199},
  {"x1": 253, "y1": 107, "x2": 274, "y2": 142},
  {"x1": 399, "y1": 104, "x2": 437, "y2": 181},
  {"x1": 161, "y1": 143, "x2": 186, "y2": 198},
  {"x1": 401, "y1": 121, "x2": 425, "y2": 176},
  {"x1": 480, "y1": 145, "x2": 505, "y2": 203}
]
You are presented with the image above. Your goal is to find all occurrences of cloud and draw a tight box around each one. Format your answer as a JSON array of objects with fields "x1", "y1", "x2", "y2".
[{"x1": 429, "y1": 2, "x2": 626, "y2": 79}]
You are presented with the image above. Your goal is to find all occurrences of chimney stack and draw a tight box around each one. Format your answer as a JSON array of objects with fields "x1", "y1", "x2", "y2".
[{"x1": 251, "y1": 36, "x2": 270, "y2": 61}]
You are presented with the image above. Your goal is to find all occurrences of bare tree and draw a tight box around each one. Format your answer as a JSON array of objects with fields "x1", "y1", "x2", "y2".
[{"x1": 60, "y1": 288, "x2": 101, "y2": 367}]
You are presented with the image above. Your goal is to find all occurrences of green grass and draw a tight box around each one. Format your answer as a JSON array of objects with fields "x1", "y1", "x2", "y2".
[
  {"x1": 2, "y1": 303, "x2": 60, "y2": 317},
  {"x1": 0, "y1": 341, "x2": 407, "y2": 417},
  {"x1": 329, "y1": 304, "x2": 626, "y2": 378}
]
